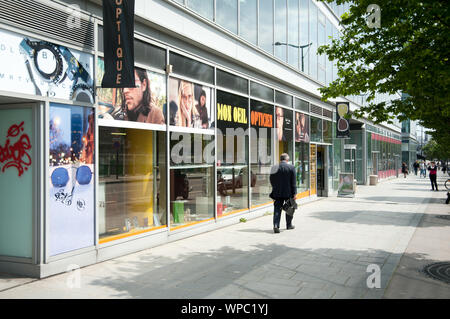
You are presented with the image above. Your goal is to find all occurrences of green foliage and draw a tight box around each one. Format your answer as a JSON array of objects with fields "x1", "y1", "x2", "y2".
[
  {"x1": 239, "y1": 218, "x2": 247, "y2": 223},
  {"x1": 318, "y1": 0, "x2": 450, "y2": 143},
  {"x1": 422, "y1": 140, "x2": 450, "y2": 160}
]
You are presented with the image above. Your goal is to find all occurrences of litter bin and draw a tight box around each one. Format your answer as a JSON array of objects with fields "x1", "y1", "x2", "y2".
[{"x1": 369, "y1": 175, "x2": 378, "y2": 186}]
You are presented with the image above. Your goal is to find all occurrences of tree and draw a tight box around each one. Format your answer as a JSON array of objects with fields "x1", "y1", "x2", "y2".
[
  {"x1": 422, "y1": 140, "x2": 450, "y2": 161},
  {"x1": 317, "y1": 0, "x2": 450, "y2": 145}
]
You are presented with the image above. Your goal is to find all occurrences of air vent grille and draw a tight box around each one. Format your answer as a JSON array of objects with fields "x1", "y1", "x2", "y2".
[
  {"x1": 323, "y1": 109, "x2": 333, "y2": 119},
  {"x1": 0, "y1": 0, "x2": 94, "y2": 50},
  {"x1": 310, "y1": 104, "x2": 322, "y2": 116}
]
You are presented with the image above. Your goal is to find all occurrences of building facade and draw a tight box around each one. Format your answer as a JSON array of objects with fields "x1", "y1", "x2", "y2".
[{"x1": 0, "y1": 0, "x2": 401, "y2": 278}]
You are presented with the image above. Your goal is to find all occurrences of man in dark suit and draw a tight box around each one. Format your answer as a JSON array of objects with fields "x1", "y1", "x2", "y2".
[{"x1": 270, "y1": 153, "x2": 297, "y2": 233}]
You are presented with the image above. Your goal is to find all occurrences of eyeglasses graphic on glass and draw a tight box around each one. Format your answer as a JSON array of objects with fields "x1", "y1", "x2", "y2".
[{"x1": 51, "y1": 165, "x2": 93, "y2": 188}]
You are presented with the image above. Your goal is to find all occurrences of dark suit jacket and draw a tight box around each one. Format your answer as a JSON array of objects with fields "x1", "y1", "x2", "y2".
[{"x1": 269, "y1": 161, "x2": 297, "y2": 200}]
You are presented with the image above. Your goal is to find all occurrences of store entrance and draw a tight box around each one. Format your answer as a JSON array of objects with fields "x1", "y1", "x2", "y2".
[{"x1": 316, "y1": 145, "x2": 326, "y2": 197}]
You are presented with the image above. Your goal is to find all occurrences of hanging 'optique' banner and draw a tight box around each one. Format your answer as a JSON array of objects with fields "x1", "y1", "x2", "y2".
[{"x1": 101, "y1": 0, "x2": 135, "y2": 88}]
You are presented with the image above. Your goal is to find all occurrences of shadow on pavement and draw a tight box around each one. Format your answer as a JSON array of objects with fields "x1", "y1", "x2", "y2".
[{"x1": 81, "y1": 243, "x2": 450, "y2": 299}]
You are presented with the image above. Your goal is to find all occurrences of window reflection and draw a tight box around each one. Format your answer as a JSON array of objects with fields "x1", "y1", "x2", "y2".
[
  {"x1": 295, "y1": 142, "x2": 310, "y2": 193},
  {"x1": 259, "y1": 0, "x2": 274, "y2": 54},
  {"x1": 239, "y1": 0, "x2": 257, "y2": 44},
  {"x1": 217, "y1": 0, "x2": 238, "y2": 34},
  {"x1": 288, "y1": 0, "x2": 299, "y2": 68},
  {"x1": 300, "y1": 0, "x2": 309, "y2": 73},
  {"x1": 187, "y1": 0, "x2": 213, "y2": 20},
  {"x1": 250, "y1": 100, "x2": 274, "y2": 207},
  {"x1": 216, "y1": 90, "x2": 249, "y2": 215},
  {"x1": 169, "y1": 132, "x2": 215, "y2": 228},
  {"x1": 274, "y1": 0, "x2": 287, "y2": 62},
  {"x1": 309, "y1": 0, "x2": 318, "y2": 79},
  {"x1": 98, "y1": 128, "x2": 167, "y2": 243}
]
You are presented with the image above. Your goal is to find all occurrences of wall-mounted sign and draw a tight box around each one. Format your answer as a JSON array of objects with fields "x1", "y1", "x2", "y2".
[
  {"x1": 336, "y1": 102, "x2": 350, "y2": 138},
  {"x1": 48, "y1": 103, "x2": 95, "y2": 256},
  {"x1": 0, "y1": 29, "x2": 94, "y2": 102},
  {"x1": 101, "y1": 0, "x2": 135, "y2": 88}
]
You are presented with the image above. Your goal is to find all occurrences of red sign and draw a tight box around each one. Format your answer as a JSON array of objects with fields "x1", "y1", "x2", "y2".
[{"x1": 0, "y1": 122, "x2": 32, "y2": 177}]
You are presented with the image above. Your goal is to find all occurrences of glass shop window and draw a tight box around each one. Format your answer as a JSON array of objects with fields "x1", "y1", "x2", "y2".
[
  {"x1": 216, "y1": 90, "x2": 249, "y2": 216},
  {"x1": 169, "y1": 132, "x2": 215, "y2": 228},
  {"x1": 98, "y1": 127, "x2": 167, "y2": 243},
  {"x1": 250, "y1": 100, "x2": 274, "y2": 207}
]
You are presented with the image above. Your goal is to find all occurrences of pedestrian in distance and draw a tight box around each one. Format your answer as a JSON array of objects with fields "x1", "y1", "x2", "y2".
[
  {"x1": 442, "y1": 162, "x2": 447, "y2": 174},
  {"x1": 428, "y1": 161, "x2": 438, "y2": 191},
  {"x1": 413, "y1": 161, "x2": 419, "y2": 176},
  {"x1": 401, "y1": 162, "x2": 408, "y2": 178},
  {"x1": 419, "y1": 161, "x2": 427, "y2": 178},
  {"x1": 269, "y1": 153, "x2": 297, "y2": 233}
]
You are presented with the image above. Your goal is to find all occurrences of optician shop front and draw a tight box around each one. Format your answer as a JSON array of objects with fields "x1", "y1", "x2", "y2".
[{"x1": 0, "y1": 3, "x2": 338, "y2": 278}]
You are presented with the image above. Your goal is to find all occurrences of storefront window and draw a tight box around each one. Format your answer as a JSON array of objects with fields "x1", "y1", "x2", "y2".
[
  {"x1": 276, "y1": 106, "x2": 293, "y2": 163},
  {"x1": 275, "y1": 91, "x2": 293, "y2": 108},
  {"x1": 323, "y1": 119, "x2": 332, "y2": 144},
  {"x1": 99, "y1": 128, "x2": 167, "y2": 243},
  {"x1": 217, "y1": 69, "x2": 248, "y2": 95},
  {"x1": 295, "y1": 142, "x2": 310, "y2": 193},
  {"x1": 250, "y1": 81, "x2": 274, "y2": 102},
  {"x1": 295, "y1": 98, "x2": 309, "y2": 112},
  {"x1": 310, "y1": 116, "x2": 322, "y2": 142},
  {"x1": 168, "y1": 77, "x2": 215, "y2": 129},
  {"x1": 169, "y1": 132, "x2": 214, "y2": 228},
  {"x1": 295, "y1": 111, "x2": 310, "y2": 194},
  {"x1": 169, "y1": 52, "x2": 214, "y2": 85},
  {"x1": 217, "y1": 90, "x2": 249, "y2": 216},
  {"x1": 250, "y1": 100, "x2": 274, "y2": 207}
]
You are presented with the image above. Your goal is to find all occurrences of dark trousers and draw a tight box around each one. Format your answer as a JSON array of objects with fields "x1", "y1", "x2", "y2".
[
  {"x1": 273, "y1": 199, "x2": 293, "y2": 229},
  {"x1": 430, "y1": 174, "x2": 438, "y2": 190}
]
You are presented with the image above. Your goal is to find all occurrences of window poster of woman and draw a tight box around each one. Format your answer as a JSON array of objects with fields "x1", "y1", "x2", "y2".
[
  {"x1": 168, "y1": 77, "x2": 214, "y2": 129},
  {"x1": 295, "y1": 112, "x2": 310, "y2": 143}
]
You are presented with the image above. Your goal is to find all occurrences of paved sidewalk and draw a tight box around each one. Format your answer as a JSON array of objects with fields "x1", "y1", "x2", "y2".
[{"x1": 0, "y1": 173, "x2": 449, "y2": 299}]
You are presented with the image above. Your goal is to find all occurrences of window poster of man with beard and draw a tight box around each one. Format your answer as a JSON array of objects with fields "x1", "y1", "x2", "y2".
[{"x1": 96, "y1": 60, "x2": 166, "y2": 125}]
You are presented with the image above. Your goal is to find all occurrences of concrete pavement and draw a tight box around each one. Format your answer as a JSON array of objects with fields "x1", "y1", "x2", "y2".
[{"x1": 0, "y1": 172, "x2": 449, "y2": 299}]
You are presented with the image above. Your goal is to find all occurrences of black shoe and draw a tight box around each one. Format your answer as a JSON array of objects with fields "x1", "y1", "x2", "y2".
[
  {"x1": 273, "y1": 227, "x2": 280, "y2": 233},
  {"x1": 287, "y1": 225, "x2": 295, "y2": 230}
]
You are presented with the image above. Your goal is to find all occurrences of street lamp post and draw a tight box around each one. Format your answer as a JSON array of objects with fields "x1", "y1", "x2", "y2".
[{"x1": 274, "y1": 42, "x2": 312, "y2": 73}]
